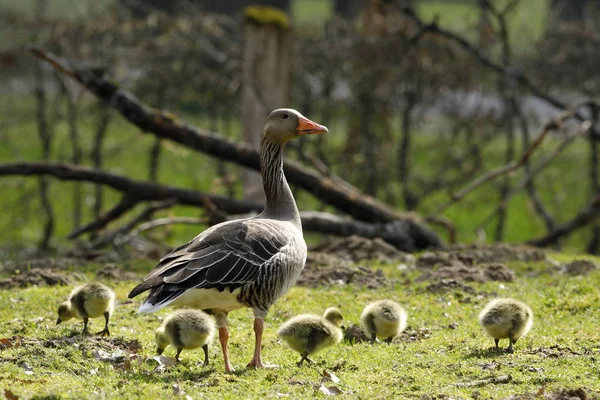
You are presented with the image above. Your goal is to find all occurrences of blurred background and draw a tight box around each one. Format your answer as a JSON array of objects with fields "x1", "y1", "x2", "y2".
[{"x1": 0, "y1": 0, "x2": 598, "y2": 256}]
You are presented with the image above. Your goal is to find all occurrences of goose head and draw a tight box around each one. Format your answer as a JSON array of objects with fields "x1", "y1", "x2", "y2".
[
  {"x1": 56, "y1": 301, "x2": 74, "y2": 324},
  {"x1": 155, "y1": 326, "x2": 169, "y2": 355},
  {"x1": 263, "y1": 108, "x2": 328, "y2": 144},
  {"x1": 323, "y1": 307, "x2": 344, "y2": 328}
]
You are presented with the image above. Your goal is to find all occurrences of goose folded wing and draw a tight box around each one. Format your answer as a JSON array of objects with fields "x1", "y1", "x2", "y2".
[{"x1": 129, "y1": 220, "x2": 289, "y2": 297}]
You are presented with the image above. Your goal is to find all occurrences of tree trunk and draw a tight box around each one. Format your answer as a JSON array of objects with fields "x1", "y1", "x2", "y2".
[{"x1": 241, "y1": 6, "x2": 292, "y2": 201}]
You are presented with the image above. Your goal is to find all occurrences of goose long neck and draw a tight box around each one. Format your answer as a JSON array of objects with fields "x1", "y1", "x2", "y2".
[{"x1": 259, "y1": 137, "x2": 301, "y2": 227}]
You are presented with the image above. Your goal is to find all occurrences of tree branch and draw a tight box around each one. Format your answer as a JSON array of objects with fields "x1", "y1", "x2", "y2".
[
  {"x1": 427, "y1": 110, "x2": 577, "y2": 218},
  {"x1": 528, "y1": 193, "x2": 600, "y2": 247},
  {"x1": 29, "y1": 48, "x2": 415, "y2": 225},
  {"x1": 400, "y1": 7, "x2": 599, "y2": 139},
  {"x1": 0, "y1": 161, "x2": 442, "y2": 251}
]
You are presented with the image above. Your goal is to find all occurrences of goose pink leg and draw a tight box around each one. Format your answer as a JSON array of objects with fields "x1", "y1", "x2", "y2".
[
  {"x1": 218, "y1": 327, "x2": 234, "y2": 372},
  {"x1": 246, "y1": 318, "x2": 264, "y2": 369}
]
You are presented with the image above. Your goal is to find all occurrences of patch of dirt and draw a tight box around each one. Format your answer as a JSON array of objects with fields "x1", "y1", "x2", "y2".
[
  {"x1": 417, "y1": 263, "x2": 515, "y2": 284},
  {"x1": 525, "y1": 345, "x2": 588, "y2": 358},
  {"x1": 0, "y1": 268, "x2": 80, "y2": 289},
  {"x1": 298, "y1": 252, "x2": 389, "y2": 289},
  {"x1": 311, "y1": 235, "x2": 408, "y2": 263},
  {"x1": 561, "y1": 260, "x2": 597, "y2": 276},
  {"x1": 1, "y1": 251, "x2": 121, "y2": 273},
  {"x1": 425, "y1": 279, "x2": 476, "y2": 294},
  {"x1": 417, "y1": 244, "x2": 546, "y2": 268},
  {"x1": 95, "y1": 264, "x2": 140, "y2": 281},
  {"x1": 343, "y1": 324, "x2": 370, "y2": 344},
  {"x1": 398, "y1": 327, "x2": 432, "y2": 342},
  {"x1": 44, "y1": 335, "x2": 142, "y2": 353}
]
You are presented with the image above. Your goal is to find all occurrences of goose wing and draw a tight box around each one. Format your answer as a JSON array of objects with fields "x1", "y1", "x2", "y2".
[{"x1": 128, "y1": 219, "x2": 291, "y2": 303}]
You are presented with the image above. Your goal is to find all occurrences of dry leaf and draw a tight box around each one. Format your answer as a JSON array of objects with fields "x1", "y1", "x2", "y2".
[
  {"x1": 21, "y1": 363, "x2": 33, "y2": 376},
  {"x1": 319, "y1": 385, "x2": 343, "y2": 396},
  {"x1": 536, "y1": 387, "x2": 545, "y2": 396},
  {"x1": 322, "y1": 371, "x2": 340, "y2": 384},
  {"x1": 0, "y1": 338, "x2": 14, "y2": 350},
  {"x1": 172, "y1": 384, "x2": 184, "y2": 396},
  {"x1": 4, "y1": 389, "x2": 19, "y2": 400},
  {"x1": 31, "y1": 317, "x2": 44, "y2": 323},
  {"x1": 150, "y1": 355, "x2": 177, "y2": 366}
]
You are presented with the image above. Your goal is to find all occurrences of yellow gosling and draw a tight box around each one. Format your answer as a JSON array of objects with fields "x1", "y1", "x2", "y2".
[
  {"x1": 155, "y1": 309, "x2": 216, "y2": 365},
  {"x1": 360, "y1": 300, "x2": 407, "y2": 343},
  {"x1": 56, "y1": 282, "x2": 116, "y2": 337},
  {"x1": 479, "y1": 298, "x2": 533, "y2": 353},
  {"x1": 278, "y1": 307, "x2": 343, "y2": 366}
]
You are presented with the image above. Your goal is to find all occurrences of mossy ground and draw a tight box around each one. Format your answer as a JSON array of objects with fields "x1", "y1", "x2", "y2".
[{"x1": 1, "y1": 254, "x2": 599, "y2": 399}]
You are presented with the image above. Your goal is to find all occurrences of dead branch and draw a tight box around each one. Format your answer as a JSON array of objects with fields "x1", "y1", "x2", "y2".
[
  {"x1": 0, "y1": 161, "x2": 442, "y2": 251},
  {"x1": 0, "y1": 161, "x2": 264, "y2": 214},
  {"x1": 528, "y1": 193, "x2": 600, "y2": 247},
  {"x1": 400, "y1": 7, "x2": 599, "y2": 139},
  {"x1": 427, "y1": 110, "x2": 577, "y2": 219},
  {"x1": 479, "y1": 122, "x2": 591, "y2": 229},
  {"x1": 449, "y1": 374, "x2": 511, "y2": 388},
  {"x1": 120, "y1": 216, "x2": 208, "y2": 244},
  {"x1": 29, "y1": 48, "x2": 415, "y2": 226},
  {"x1": 92, "y1": 199, "x2": 178, "y2": 248},
  {"x1": 68, "y1": 195, "x2": 137, "y2": 239}
]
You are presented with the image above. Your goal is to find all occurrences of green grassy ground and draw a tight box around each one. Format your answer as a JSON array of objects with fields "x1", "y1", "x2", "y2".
[{"x1": 1, "y1": 254, "x2": 599, "y2": 399}]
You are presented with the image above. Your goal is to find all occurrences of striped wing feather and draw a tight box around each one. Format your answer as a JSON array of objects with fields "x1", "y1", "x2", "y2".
[{"x1": 128, "y1": 219, "x2": 289, "y2": 300}]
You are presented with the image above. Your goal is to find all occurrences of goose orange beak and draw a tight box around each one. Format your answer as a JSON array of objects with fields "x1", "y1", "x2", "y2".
[{"x1": 297, "y1": 116, "x2": 328, "y2": 135}]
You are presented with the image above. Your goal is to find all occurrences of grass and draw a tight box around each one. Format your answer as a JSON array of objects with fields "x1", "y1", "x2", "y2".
[{"x1": 1, "y1": 255, "x2": 599, "y2": 399}]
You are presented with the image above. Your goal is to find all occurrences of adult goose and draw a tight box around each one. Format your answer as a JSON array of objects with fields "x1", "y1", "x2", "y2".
[{"x1": 128, "y1": 109, "x2": 328, "y2": 372}]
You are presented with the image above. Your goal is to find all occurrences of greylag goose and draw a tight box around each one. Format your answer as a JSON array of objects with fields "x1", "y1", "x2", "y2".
[
  {"x1": 479, "y1": 298, "x2": 533, "y2": 353},
  {"x1": 278, "y1": 307, "x2": 343, "y2": 366},
  {"x1": 56, "y1": 282, "x2": 116, "y2": 337},
  {"x1": 360, "y1": 299, "x2": 407, "y2": 343},
  {"x1": 155, "y1": 309, "x2": 215, "y2": 365},
  {"x1": 128, "y1": 109, "x2": 327, "y2": 371}
]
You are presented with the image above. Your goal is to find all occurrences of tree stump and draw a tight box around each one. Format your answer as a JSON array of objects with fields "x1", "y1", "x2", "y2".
[{"x1": 241, "y1": 6, "x2": 292, "y2": 201}]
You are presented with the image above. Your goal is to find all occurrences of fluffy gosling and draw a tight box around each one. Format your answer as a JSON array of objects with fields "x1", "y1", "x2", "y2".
[
  {"x1": 479, "y1": 298, "x2": 533, "y2": 353},
  {"x1": 278, "y1": 307, "x2": 344, "y2": 366},
  {"x1": 360, "y1": 299, "x2": 407, "y2": 343},
  {"x1": 155, "y1": 309, "x2": 216, "y2": 365},
  {"x1": 56, "y1": 282, "x2": 116, "y2": 337}
]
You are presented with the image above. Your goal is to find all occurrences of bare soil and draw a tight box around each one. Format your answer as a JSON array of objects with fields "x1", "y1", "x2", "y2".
[
  {"x1": 561, "y1": 260, "x2": 597, "y2": 276},
  {"x1": 297, "y1": 252, "x2": 389, "y2": 289},
  {"x1": 310, "y1": 236, "x2": 408, "y2": 263},
  {"x1": 0, "y1": 268, "x2": 80, "y2": 289},
  {"x1": 417, "y1": 244, "x2": 546, "y2": 268},
  {"x1": 507, "y1": 388, "x2": 593, "y2": 400},
  {"x1": 95, "y1": 263, "x2": 141, "y2": 281}
]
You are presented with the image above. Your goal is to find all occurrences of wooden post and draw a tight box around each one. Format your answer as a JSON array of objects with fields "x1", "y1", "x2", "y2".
[{"x1": 241, "y1": 6, "x2": 292, "y2": 201}]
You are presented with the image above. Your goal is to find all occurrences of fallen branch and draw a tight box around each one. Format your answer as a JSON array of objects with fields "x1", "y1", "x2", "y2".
[
  {"x1": 0, "y1": 161, "x2": 441, "y2": 251},
  {"x1": 68, "y1": 195, "x2": 137, "y2": 239},
  {"x1": 428, "y1": 110, "x2": 576, "y2": 219},
  {"x1": 0, "y1": 161, "x2": 263, "y2": 214},
  {"x1": 528, "y1": 193, "x2": 600, "y2": 247},
  {"x1": 30, "y1": 48, "x2": 412, "y2": 225},
  {"x1": 449, "y1": 375, "x2": 511, "y2": 388},
  {"x1": 120, "y1": 216, "x2": 208, "y2": 244},
  {"x1": 92, "y1": 199, "x2": 178, "y2": 248}
]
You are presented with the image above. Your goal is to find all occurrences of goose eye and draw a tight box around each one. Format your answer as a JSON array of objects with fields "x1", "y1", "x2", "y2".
[{"x1": 282, "y1": 113, "x2": 289, "y2": 119}]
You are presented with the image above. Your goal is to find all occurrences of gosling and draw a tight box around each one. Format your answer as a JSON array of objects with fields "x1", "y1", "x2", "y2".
[
  {"x1": 56, "y1": 282, "x2": 116, "y2": 337},
  {"x1": 360, "y1": 299, "x2": 407, "y2": 343},
  {"x1": 278, "y1": 307, "x2": 344, "y2": 366},
  {"x1": 479, "y1": 298, "x2": 533, "y2": 353},
  {"x1": 155, "y1": 309, "x2": 215, "y2": 365}
]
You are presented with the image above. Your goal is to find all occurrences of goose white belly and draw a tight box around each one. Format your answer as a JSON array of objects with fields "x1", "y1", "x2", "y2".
[{"x1": 171, "y1": 287, "x2": 244, "y2": 313}]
